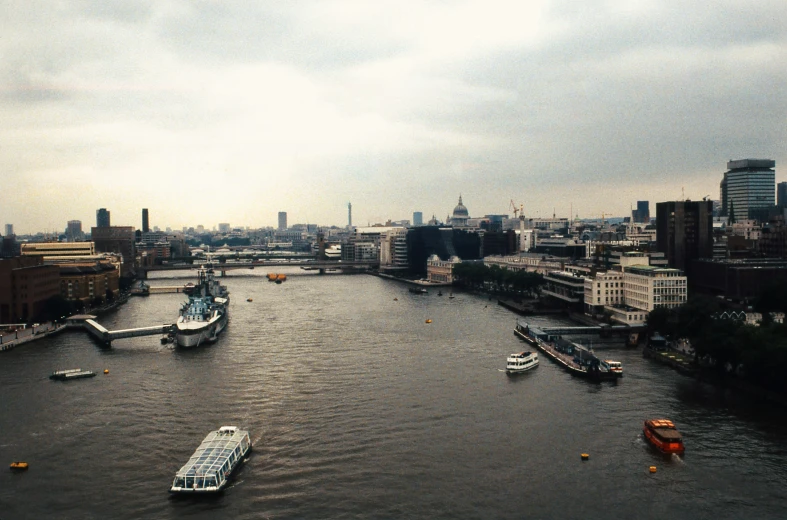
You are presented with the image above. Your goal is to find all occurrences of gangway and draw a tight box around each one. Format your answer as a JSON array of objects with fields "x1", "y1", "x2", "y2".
[{"x1": 76, "y1": 317, "x2": 173, "y2": 347}]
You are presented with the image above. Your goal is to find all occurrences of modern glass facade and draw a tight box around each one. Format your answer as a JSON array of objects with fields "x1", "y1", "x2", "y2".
[{"x1": 722, "y1": 159, "x2": 776, "y2": 222}]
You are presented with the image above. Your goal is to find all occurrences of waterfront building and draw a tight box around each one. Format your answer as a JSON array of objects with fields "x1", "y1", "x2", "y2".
[
  {"x1": 483, "y1": 253, "x2": 566, "y2": 275},
  {"x1": 379, "y1": 228, "x2": 409, "y2": 271},
  {"x1": 720, "y1": 159, "x2": 776, "y2": 221},
  {"x1": 691, "y1": 258, "x2": 787, "y2": 300},
  {"x1": 481, "y1": 230, "x2": 517, "y2": 257},
  {"x1": 406, "y1": 227, "x2": 481, "y2": 277},
  {"x1": 426, "y1": 254, "x2": 461, "y2": 283},
  {"x1": 91, "y1": 226, "x2": 136, "y2": 277},
  {"x1": 413, "y1": 212, "x2": 423, "y2": 226},
  {"x1": 584, "y1": 270, "x2": 625, "y2": 315},
  {"x1": 0, "y1": 257, "x2": 60, "y2": 323},
  {"x1": 450, "y1": 196, "x2": 469, "y2": 227},
  {"x1": 96, "y1": 208, "x2": 110, "y2": 228},
  {"x1": 278, "y1": 212, "x2": 287, "y2": 231},
  {"x1": 142, "y1": 209, "x2": 150, "y2": 233},
  {"x1": 21, "y1": 241, "x2": 96, "y2": 260},
  {"x1": 4, "y1": 224, "x2": 12, "y2": 237},
  {"x1": 656, "y1": 200, "x2": 713, "y2": 275},
  {"x1": 59, "y1": 263, "x2": 120, "y2": 304},
  {"x1": 542, "y1": 271, "x2": 586, "y2": 307}
]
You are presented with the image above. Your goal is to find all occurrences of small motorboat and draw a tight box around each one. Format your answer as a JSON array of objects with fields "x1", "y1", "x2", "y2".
[
  {"x1": 643, "y1": 419, "x2": 685, "y2": 454},
  {"x1": 10, "y1": 462, "x2": 28, "y2": 471},
  {"x1": 246, "y1": 298, "x2": 253, "y2": 302}
]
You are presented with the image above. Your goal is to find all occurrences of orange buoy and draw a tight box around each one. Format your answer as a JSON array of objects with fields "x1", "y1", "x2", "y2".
[
  {"x1": 425, "y1": 319, "x2": 432, "y2": 324},
  {"x1": 103, "y1": 369, "x2": 109, "y2": 374},
  {"x1": 581, "y1": 453, "x2": 589, "y2": 461},
  {"x1": 649, "y1": 466, "x2": 657, "y2": 473}
]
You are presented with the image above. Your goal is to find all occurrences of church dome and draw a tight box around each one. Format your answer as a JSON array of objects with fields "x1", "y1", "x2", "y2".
[{"x1": 452, "y1": 195, "x2": 469, "y2": 218}]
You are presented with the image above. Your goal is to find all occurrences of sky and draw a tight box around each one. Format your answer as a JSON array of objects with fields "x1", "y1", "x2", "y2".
[{"x1": 2, "y1": 0, "x2": 786, "y2": 234}]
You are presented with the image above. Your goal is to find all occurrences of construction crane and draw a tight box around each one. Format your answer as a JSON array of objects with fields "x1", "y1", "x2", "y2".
[{"x1": 509, "y1": 199, "x2": 524, "y2": 220}]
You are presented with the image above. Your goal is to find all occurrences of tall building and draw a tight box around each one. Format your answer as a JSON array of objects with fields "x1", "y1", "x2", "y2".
[
  {"x1": 634, "y1": 201, "x2": 650, "y2": 223},
  {"x1": 91, "y1": 226, "x2": 136, "y2": 277},
  {"x1": 656, "y1": 200, "x2": 713, "y2": 275},
  {"x1": 66, "y1": 220, "x2": 83, "y2": 242},
  {"x1": 96, "y1": 208, "x2": 110, "y2": 228},
  {"x1": 218, "y1": 223, "x2": 230, "y2": 234},
  {"x1": 348, "y1": 203, "x2": 352, "y2": 228},
  {"x1": 278, "y1": 212, "x2": 287, "y2": 231},
  {"x1": 142, "y1": 209, "x2": 150, "y2": 233},
  {"x1": 4, "y1": 224, "x2": 13, "y2": 236},
  {"x1": 413, "y1": 212, "x2": 423, "y2": 226},
  {"x1": 720, "y1": 159, "x2": 776, "y2": 221},
  {"x1": 777, "y1": 182, "x2": 787, "y2": 208}
]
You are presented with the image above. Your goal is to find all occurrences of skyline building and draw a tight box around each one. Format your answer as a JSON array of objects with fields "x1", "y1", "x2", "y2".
[
  {"x1": 4, "y1": 224, "x2": 13, "y2": 237},
  {"x1": 413, "y1": 212, "x2": 423, "y2": 226},
  {"x1": 348, "y1": 202, "x2": 352, "y2": 228},
  {"x1": 656, "y1": 200, "x2": 713, "y2": 276},
  {"x1": 66, "y1": 220, "x2": 83, "y2": 242},
  {"x1": 278, "y1": 212, "x2": 287, "y2": 231},
  {"x1": 777, "y1": 182, "x2": 787, "y2": 208},
  {"x1": 96, "y1": 208, "x2": 110, "y2": 228},
  {"x1": 720, "y1": 159, "x2": 775, "y2": 221},
  {"x1": 449, "y1": 195, "x2": 469, "y2": 227},
  {"x1": 633, "y1": 201, "x2": 650, "y2": 223},
  {"x1": 142, "y1": 209, "x2": 150, "y2": 233}
]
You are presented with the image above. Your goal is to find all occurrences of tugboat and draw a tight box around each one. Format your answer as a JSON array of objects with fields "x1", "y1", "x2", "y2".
[{"x1": 643, "y1": 419, "x2": 685, "y2": 454}]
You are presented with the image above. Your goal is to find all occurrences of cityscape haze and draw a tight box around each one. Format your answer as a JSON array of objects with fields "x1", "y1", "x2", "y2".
[{"x1": 1, "y1": 1, "x2": 785, "y2": 234}]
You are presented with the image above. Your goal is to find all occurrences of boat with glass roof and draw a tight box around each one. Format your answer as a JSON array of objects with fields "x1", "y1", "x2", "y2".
[{"x1": 169, "y1": 426, "x2": 252, "y2": 494}]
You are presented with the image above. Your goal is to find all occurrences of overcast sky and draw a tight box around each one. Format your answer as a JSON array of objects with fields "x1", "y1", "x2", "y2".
[{"x1": 2, "y1": 0, "x2": 785, "y2": 233}]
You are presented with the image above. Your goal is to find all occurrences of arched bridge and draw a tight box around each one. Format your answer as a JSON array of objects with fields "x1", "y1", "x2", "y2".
[{"x1": 138, "y1": 260, "x2": 379, "y2": 278}]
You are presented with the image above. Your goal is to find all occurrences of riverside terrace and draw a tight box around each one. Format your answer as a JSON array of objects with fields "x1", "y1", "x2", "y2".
[{"x1": 137, "y1": 259, "x2": 379, "y2": 278}]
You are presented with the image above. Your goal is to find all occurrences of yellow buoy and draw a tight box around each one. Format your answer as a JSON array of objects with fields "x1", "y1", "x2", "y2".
[
  {"x1": 649, "y1": 466, "x2": 657, "y2": 473},
  {"x1": 104, "y1": 369, "x2": 109, "y2": 374},
  {"x1": 581, "y1": 453, "x2": 589, "y2": 461},
  {"x1": 425, "y1": 319, "x2": 432, "y2": 324}
]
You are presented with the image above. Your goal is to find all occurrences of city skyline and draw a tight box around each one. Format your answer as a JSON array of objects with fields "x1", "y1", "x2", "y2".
[{"x1": 2, "y1": 1, "x2": 785, "y2": 234}]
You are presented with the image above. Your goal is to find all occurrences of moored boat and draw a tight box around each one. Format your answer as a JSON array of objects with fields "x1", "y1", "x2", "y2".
[
  {"x1": 643, "y1": 419, "x2": 685, "y2": 454},
  {"x1": 605, "y1": 360, "x2": 623, "y2": 377},
  {"x1": 514, "y1": 319, "x2": 617, "y2": 381},
  {"x1": 409, "y1": 287, "x2": 427, "y2": 294},
  {"x1": 175, "y1": 265, "x2": 229, "y2": 348},
  {"x1": 170, "y1": 426, "x2": 252, "y2": 494},
  {"x1": 506, "y1": 351, "x2": 539, "y2": 374},
  {"x1": 50, "y1": 369, "x2": 96, "y2": 381},
  {"x1": 10, "y1": 462, "x2": 29, "y2": 471}
]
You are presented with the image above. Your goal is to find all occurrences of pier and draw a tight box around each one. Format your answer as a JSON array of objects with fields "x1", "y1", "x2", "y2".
[{"x1": 68, "y1": 315, "x2": 173, "y2": 347}]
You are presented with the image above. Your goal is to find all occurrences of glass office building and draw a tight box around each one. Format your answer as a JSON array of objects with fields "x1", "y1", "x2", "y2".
[{"x1": 721, "y1": 159, "x2": 775, "y2": 222}]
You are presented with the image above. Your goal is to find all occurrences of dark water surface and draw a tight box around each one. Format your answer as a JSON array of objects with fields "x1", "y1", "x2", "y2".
[{"x1": 2, "y1": 271, "x2": 787, "y2": 519}]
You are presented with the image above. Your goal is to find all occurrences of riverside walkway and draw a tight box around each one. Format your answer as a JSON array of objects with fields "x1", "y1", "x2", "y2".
[{"x1": 68, "y1": 315, "x2": 173, "y2": 347}]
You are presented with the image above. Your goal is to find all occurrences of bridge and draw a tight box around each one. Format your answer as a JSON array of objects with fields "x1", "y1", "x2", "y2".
[
  {"x1": 138, "y1": 260, "x2": 379, "y2": 278},
  {"x1": 67, "y1": 315, "x2": 173, "y2": 347}
]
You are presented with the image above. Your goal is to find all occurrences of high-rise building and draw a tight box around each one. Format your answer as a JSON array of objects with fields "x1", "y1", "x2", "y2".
[
  {"x1": 656, "y1": 200, "x2": 713, "y2": 275},
  {"x1": 348, "y1": 203, "x2": 352, "y2": 228},
  {"x1": 218, "y1": 223, "x2": 230, "y2": 234},
  {"x1": 142, "y1": 209, "x2": 150, "y2": 233},
  {"x1": 4, "y1": 224, "x2": 13, "y2": 237},
  {"x1": 66, "y1": 220, "x2": 83, "y2": 242},
  {"x1": 278, "y1": 212, "x2": 287, "y2": 231},
  {"x1": 777, "y1": 182, "x2": 787, "y2": 208},
  {"x1": 91, "y1": 226, "x2": 136, "y2": 277},
  {"x1": 413, "y1": 212, "x2": 423, "y2": 226},
  {"x1": 96, "y1": 208, "x2": 110, "y2": 228},
  {"x1": 720, "y1": 159, "x2": 776, "y2": 222},
  {"x1": 635, "y1": 201, "x2": 650, "y2": 223}
]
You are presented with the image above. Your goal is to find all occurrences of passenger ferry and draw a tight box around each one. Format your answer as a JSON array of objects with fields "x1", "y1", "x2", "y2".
[
  {"x1": 170, "y1": 426, "x2": 252, "y2": 494},
  {"x1": 506, "y1": 351, "x2": 539, "y2": 374},
  {"x1": 643, "y1": 419, "x2": 685, "y2": 454}
]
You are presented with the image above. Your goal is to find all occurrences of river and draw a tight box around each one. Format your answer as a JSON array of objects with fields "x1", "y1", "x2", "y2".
[{"x1": 1, "y1": 269, "x2": 786, "y2": 519}]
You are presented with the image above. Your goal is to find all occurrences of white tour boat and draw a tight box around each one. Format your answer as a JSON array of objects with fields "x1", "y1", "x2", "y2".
[
  {"x1": 506, "y1": 351, "x2": 539, "y2": 374},
  {"x1": 170, "y1": 426, "x2": 252, "y2": 494}
]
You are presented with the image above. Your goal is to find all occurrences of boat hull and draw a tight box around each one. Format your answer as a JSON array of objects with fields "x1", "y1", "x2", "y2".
[
  {"x1": 506, "y1": 363, "x2": 539, "y2": 375},
  {"x1": 175, "y1": 313, "x2": 228, "y2": 348}
]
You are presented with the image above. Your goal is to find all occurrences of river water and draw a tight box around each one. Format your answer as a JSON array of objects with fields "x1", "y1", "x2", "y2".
[{"x1": 2, "y1": 270, "x2": 786, "y2": 519}]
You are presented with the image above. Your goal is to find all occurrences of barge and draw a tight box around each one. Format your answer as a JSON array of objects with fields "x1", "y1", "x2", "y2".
[
  {"x1": 170, "y1": 426, "x2": 252, "y2": 494},
  {"x1": 50, "y1": 369, "x2": 96, "y2": 381},
  {"x1": 514, "y1": 320, "x2": 617, "y2": 381}
]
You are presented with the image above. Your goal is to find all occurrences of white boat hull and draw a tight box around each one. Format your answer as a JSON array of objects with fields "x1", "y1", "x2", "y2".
[{"x1": 175, "y1": 313, "x2": 228, "y2": 348}]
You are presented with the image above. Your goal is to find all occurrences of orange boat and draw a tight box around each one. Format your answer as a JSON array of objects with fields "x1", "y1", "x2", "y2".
[{"x1": 643, "y1": 419, "x2": 685, "y2": 454}]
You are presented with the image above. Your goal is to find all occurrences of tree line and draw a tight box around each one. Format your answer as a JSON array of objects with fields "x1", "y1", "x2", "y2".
[
  {"x1": 452, "y1": 263, "x2": 544, "y2": 297},
  {"x1": 646, "y1": 283, "x2": 787, "y2": 394}
]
